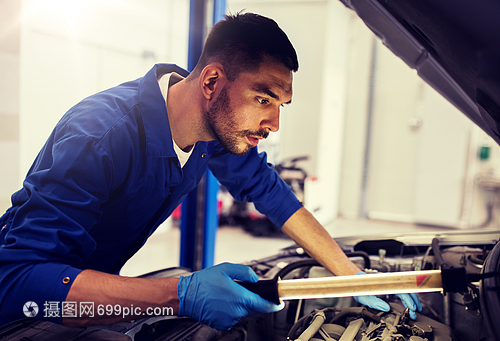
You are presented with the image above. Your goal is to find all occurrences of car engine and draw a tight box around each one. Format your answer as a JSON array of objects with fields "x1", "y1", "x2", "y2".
[{"x1": 0, "y1": 231, "x2": 498, "y2": 341}]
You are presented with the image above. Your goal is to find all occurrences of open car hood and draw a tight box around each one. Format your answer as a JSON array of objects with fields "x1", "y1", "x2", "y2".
[{"x1": 339, "y1": 0, "x2": 500, "y2": 145}]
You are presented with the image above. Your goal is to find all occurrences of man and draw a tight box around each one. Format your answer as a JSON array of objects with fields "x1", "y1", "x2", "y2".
[{"x1": 0, "y1": 13, "x2": 420, "y2": 331}]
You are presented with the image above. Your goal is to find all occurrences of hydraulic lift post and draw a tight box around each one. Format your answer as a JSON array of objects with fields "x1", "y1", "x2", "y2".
[{"x1": 180, "y1": 0, "x2": 226, "y2": 271}]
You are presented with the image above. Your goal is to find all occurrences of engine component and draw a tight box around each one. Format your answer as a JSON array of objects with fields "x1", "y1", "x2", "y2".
[
  {"x1": 286, "y1": 305, "x2": 452, "y2": 341},
  {"x1": 0, "y1": 237, "x2": 497, "y2": 341},
  {"x1": 480, "y1": 240, "x2": 500, "y2": 341}
]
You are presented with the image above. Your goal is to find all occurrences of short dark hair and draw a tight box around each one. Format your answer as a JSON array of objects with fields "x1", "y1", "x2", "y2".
[{"x1": 190, "y1": 12, "x2": 298, "y2": 81}]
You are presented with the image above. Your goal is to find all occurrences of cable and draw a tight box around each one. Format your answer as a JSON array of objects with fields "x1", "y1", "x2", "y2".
[
  {"x1": 273, "y1": 252, "x2": 371, "y2": 280},
  {"x1": 431, "y1": 238, "x2": 447, "y2": 268}
]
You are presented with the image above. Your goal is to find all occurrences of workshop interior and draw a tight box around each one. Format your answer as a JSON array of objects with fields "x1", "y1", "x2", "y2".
[{"x1": 1, "y1": 0, "x2": 500, "y2": 340}]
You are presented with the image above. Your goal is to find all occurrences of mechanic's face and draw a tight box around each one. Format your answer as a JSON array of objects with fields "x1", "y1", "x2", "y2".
[{"x1": 205, "y1": 58, "x2": 293, "y2": 156}]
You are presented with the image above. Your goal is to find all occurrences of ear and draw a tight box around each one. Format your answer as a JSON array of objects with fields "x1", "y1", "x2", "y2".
[{"x1": 199, "y1": 64, "x2": 227, "y2": 100}]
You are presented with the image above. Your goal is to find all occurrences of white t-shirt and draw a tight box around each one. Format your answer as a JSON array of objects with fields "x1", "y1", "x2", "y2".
[{"x1": 158, "y1": 73, "x2": 194, "y2": 168}]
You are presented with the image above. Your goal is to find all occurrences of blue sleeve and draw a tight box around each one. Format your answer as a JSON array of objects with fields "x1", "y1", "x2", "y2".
[
  {"x1": 208, "y1": 145, "x2": 302, "y2": 228},
  {"x1": 0, "y1": 134, "x2": 113, "y2": 324}
]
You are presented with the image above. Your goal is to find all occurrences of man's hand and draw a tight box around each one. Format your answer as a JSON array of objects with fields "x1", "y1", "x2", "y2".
[
  {"x1": 177, "y1": 263, "x2": 282, "y2": 331},
  {"x1": 353, "y1": 272, "x2": 422, "y2": 319}
]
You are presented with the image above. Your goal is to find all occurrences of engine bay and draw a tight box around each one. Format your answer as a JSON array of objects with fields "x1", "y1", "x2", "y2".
[{"x1": 1, "y1": 231, "x2": 499, "y2": 341}]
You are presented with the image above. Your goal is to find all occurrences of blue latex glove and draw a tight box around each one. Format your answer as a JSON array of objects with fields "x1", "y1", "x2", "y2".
[
  {"x1": 177, "y1": 262, "x2": 283, "y2": 331},
  {"x1": 353, "y1": 272, "x2": 422, "y2": 319}
]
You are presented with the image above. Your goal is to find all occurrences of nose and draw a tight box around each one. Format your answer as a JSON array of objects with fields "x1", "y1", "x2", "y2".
[{"x1": 261, "y1": 107, "x2": 280, "y2": 133}]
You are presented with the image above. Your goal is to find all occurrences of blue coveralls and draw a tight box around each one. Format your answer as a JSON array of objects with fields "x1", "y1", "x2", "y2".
[{"x1": 0, "y1": 64, "x2": 302, "y2": 324}]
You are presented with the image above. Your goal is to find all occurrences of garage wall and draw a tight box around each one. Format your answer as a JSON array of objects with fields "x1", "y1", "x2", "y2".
[
  {"x1": 18, "y1": 0, "x2": 189, "y2": 181},
  {"x1": 0, "y1": 0, "x2": 21, "y2": 212},
  {"x1": 337, "y1": 17, "x2": 374, "y2": 220},
  {"x1": 338, "y1": 13, "x2": 500, "y2": 229}
]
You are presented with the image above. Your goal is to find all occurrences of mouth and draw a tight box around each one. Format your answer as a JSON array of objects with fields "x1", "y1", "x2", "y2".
[{"x1": 246, "y1": 136, "x2": 261, "y2": 146}]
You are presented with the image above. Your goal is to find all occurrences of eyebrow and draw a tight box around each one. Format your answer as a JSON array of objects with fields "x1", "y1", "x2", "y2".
[{"x1": 253, "y1": 83, "x2": 292, "y2": 105}]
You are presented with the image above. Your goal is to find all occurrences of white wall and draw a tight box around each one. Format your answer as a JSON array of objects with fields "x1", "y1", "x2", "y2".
[
  {"x1": 19, "y1": 0, "x2": 189, "y2": 179},
  {"x1": 337, "y1": 13, "x2": 500, "y2": 229},
  {"x1": 0, "y1": 0, "x2": 21, "y2": 212},
  {"x1": 412, "y1": 83, "x2": 471, "y2": 227},
  {"x1": 337, "y1": 17, "x2": 374, "y2": 219}
]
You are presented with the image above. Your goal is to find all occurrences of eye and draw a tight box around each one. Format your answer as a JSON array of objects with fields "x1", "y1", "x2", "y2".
[{"x1": 257, "y1": 98, "x2": 270, "y2": 105}]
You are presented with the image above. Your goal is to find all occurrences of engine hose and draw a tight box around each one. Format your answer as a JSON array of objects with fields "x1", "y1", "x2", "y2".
[
  {"x1": 247, "y1": 247, "x2": 309, "y2": 265},
  {"x1": 432, "y1": 238, "x2": 451, "y2": 326},
  {"x1": 381, "y1": 309, "x2": 401, "y2": 341},
  {"x1": 347, "y1": 251, "x2": 372, "y2": 269},
  {"x1": 274, "y1": 259, "x2": 320, "y2": 280},
  {"x1": 294, "y1": 310, "x2": 326, "y2": 341},
  {"x1": 288, "y1": 307, "x2": 382, "y2": 340},
  {"x1": 431, "y1": 238, "x2": 448, "y2": 268},
  {"x1": 329, "y1": 307, "x2": 382, "y2": 324},
  {"x1": 274, "y1": 252, "x2": 371, "y2": 280}
]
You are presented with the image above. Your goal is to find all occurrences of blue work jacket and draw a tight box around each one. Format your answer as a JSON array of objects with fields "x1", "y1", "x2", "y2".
[{"x1": 0, "y1": 64, "x2": 302, "y2": 324}]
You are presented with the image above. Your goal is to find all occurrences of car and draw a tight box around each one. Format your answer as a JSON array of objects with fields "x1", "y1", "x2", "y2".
[{"x1": 1, "y1": 229, "x2": 498, "y2": 340}]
